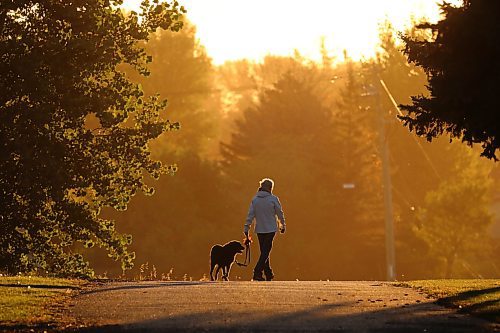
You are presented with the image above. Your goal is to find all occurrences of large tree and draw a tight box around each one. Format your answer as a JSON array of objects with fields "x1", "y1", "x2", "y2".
[
  {"x1": 93, "y1": 154, "x2": 238, "y2": 279},
  {"x1": 221, "y1": 66, "x2": 385, "y2": 280},
  {"x1": 401, "y1": 0, "x2": 500, "y2": 160},
  {"x1": 89, "y1": 22, "x2": 232, "y2": 278},
  {"x1": 375, "y1": 23, "x2": 499, "y2": 278},
  {"x1": 0, "y1": 0, "x2": 184, "y2": 276}
]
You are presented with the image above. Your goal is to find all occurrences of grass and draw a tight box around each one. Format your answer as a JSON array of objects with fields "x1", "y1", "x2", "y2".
[
  {"x1": 398, "y1": 279, "x2": 500, "y2": 323},
  {"x1": 0, "y1": 275, "x2": 83, "y2": 329}
]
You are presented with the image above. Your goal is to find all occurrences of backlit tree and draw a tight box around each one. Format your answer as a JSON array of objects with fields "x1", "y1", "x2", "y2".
[
  {"x1": 0, "y1": 0, "x2": 184, "y2": 276},
  {"x1": 401, "y1": 0, "x2": 500, "y2": 160},
  {"x1": 414, "y1": 144, "x2": 494, "y2": 278}
]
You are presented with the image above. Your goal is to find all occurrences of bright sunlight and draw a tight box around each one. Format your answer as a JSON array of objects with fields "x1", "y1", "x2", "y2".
[{"x1": 122, "y1": 0, "x2": 461, "y2": 64}]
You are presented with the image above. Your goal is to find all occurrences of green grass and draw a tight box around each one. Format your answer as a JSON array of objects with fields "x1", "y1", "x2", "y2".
[
  {"x1": 398, "y1": 279, "x2": 500, "y2": 323},
  {"x1": 0, "y1": 276, "x2": 83, "y2": 328}
]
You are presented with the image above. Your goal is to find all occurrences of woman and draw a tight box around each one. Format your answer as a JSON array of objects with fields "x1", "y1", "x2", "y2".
[{"x1": 244, "y1": 178, "x2": 286, "y2": 281}]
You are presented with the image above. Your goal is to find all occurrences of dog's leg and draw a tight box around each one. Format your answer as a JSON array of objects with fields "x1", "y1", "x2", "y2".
[
  {"x1": 214, "y1": 266, "x2": 221, "y2": 281},
  {"x1": 222, "y1": 265, "x2": 229, "y2": 281},
  {"x1": 210, "y1": 262, "x2": 216, "y2": 281}
]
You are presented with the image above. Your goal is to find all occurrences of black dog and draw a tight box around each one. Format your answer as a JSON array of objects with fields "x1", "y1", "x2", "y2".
[{"x1": 210, "y1": 240, "x2": 245, "y2": 281}]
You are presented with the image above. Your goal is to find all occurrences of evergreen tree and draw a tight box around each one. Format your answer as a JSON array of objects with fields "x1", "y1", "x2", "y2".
[
  {"x1": 140, "y1": 23, "x2": 211, "y2": 97},
  {"x1": 124, "y1": 21, "x2": 221, "y2": 159},
  {"x1": 326, "y1": 57, "x2": 385, "y2": 277},
  {"x1": 401, "y1": 0, "x2": 500, "y2": 160},
  {"x1": 222, "y1": 66, "x2": 385, "y2": 280},
  {"x1": 370, "y1": 25, "x2": 499, "y2": 279},
  {"x1": 368, "y1": 25, "x2": 461, "y2": 279}
]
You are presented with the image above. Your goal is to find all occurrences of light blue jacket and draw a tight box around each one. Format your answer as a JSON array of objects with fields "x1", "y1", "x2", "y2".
[{"x1": 244, "y1": 191, "x2": 286, "y2": 234}]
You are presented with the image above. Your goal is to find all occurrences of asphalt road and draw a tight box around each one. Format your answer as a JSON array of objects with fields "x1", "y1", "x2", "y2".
[{"x1": 67, "y1": 281, "x2": 498, "y2": 332}]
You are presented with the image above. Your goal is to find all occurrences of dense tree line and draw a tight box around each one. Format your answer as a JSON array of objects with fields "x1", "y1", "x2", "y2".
[
  {"x1": 1, "y1": 3, "x2": 498, "y2": 280},
  {"x1": 95, "y1": 28, "x2": 498, "y2": 280}
]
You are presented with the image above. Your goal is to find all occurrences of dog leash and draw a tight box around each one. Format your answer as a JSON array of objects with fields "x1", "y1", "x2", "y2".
[{"x1": 236, "y1": 237, "x2": 252, "y2": 267}]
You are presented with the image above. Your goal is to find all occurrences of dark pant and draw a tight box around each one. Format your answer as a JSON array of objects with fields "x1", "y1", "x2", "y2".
[{"x1": 254, "y1": 232, "x2": 276, "y2": 278}]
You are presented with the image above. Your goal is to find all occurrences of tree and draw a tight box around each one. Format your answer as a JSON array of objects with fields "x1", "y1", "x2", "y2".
[
  {"x1": 401, "y1": 0, "x2": 500, "y2": 160},
  {"x1": 413, "y1": 143, "x2": 494, "y2": 278},
  {"x1": 0, "y1": 0, "x2": 184, "y2": 277},
  {"x1": 123, "y1": 21, "x2": 221, "y2": 159},
  {"x1": 91, "y1": 154, "x2": 239, "y2": 279},
  {"x1": 372, "y1": 23, "x2": 499, "y2": 279},
  {"x1": 82, "y1": 19, "x2": 234, "y2": 278},
  {"x1": 327, "y1": 56, "x2": 385, "y2": 276},
  {"x1": 372, "y1": 25, "x2": 449, "y2": 279},
  {"x1": 221, "y1": 65, "x2": 386, "y2": 280}
]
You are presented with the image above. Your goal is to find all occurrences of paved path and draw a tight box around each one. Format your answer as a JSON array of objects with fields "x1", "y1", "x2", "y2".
[{"x1": 67, "y1": 281, "x2": 498, "y2": 332}]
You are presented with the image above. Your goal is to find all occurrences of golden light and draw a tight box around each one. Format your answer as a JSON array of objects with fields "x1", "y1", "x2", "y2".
[{"x1": 122, "y1": 0, "x2": 462, "y2": 65}]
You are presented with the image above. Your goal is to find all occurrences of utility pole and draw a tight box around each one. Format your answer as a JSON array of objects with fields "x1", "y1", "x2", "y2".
[
  {"x1": 332, "y1": 71, "x2": 397, "y2": 280},
  {"x1": 375, "y1": 79, "x2": 396, "y2": 281}
]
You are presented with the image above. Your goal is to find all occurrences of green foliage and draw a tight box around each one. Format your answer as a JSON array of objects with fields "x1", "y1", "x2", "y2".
[
  {"x1": 401, "y1": 0, "x2": 500, "y2": 160},
  {"x1": 90, "y1": 153, "x2": 236, "y2": 278},
  {"x1": 0, "y1": 1, "x2": 184, "y2": 277},
  {"x1": 413, "y1": 144, "x2": 494, "y2": 278},
  {"x1": 365, "y1": 24, "x2": 499, "y2": 279},
  {"x1": 332, "y1": 24, "x2": 500, "y2": 280},
  {"x1": 85, "y1": 21, "x2": 228, "y2": 278},
  {"x1": 59, "y1": 19, "x2": 498, "y2": 281}
]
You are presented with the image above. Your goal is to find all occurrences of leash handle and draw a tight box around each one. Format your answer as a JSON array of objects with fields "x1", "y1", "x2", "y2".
[{"x1": 236, "y1": 237, "x2": 252, "y2": 267}]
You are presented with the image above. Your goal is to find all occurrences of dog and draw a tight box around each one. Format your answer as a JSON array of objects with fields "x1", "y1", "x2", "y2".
[{"x1": 209, "y1": 240, "x2": 245, "y2": 281}]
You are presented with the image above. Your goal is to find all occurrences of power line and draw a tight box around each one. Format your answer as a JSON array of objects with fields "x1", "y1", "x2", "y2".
[{"x1": 378, "y1": 79, "x2": 442, "y2": 181}]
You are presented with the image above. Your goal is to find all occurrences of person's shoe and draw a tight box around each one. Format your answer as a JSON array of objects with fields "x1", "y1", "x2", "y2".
[
  {"x1": 264, "y1": 271, "x2": 274, "y2": 281},
  {"x1": 252, "y1": 275, "x2": 265, "y2": 281}
]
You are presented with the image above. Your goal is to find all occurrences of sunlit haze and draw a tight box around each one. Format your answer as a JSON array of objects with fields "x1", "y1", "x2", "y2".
[
  {"x1": 4, "y1": 0, "x2": 498, "y2": 288},
  {"x1": 122, "y1": 0, "x2": 461, "y2": 64}
]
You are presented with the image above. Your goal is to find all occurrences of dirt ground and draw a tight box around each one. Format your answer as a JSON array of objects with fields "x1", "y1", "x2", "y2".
[{"x1": 64, "y1": 280, "x2": 499, "y2": 332}]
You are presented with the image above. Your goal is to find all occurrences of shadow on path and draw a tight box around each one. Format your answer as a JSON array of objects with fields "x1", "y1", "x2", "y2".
[
  {"x1": 79, "y1": 281, "x2": 208, "y2": 296},
  {"x1": 437, "y1": 286, "x2": 500, "y2": 323},
  {"x1": 68, "y1": 296, "x2": 497, "y2": 333},
  {"x1": 0, "y1": 323, "x2": 57, "y2": 333}
]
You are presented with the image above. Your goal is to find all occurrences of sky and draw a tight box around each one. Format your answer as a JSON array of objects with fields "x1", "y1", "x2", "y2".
[{"x1": 122, "y1": 0, "x2": 462, "y2": 65}]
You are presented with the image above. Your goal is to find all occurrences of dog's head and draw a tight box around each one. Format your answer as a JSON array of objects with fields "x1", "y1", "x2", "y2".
[{"x1": 226, "y1": 240, "x2": 245, "y2": 254}]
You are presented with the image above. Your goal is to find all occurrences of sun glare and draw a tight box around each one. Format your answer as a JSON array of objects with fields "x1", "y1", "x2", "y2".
[{"x1": 122, "y1": 0, "x2": 462, "y2": 65}]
